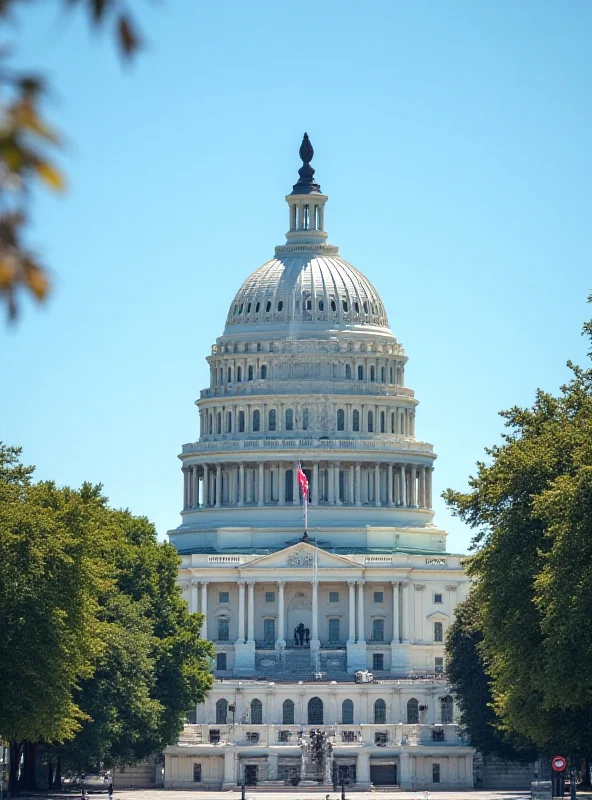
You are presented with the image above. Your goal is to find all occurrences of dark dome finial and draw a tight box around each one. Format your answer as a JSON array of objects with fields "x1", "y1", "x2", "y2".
[{"x1": 291, "y1": 132, "x2": 321, "y2": 195}]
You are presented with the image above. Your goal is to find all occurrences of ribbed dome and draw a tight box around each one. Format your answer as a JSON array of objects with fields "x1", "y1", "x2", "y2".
[{"x1": 224, "y1": 249, "x2": 390, "y2": 334}]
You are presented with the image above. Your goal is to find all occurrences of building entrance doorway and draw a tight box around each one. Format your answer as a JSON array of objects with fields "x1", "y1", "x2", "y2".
[
  {"x1": 370, "y1": 763, "x2": 397, "y2": 785},
  {"x1": 334, "y1": 764, "x2": 356, "y2": 786},
  {"x1": 244, "y1": 765, "x2": 258, "y2": 786},
  {"x1": 287, "y1": 591, "x2": 311, "y2": 646}
]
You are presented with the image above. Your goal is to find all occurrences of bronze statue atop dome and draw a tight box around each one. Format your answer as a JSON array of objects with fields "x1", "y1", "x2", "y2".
[{"x1": 291, "y1": 132, "x2": 321, "y2": 195}]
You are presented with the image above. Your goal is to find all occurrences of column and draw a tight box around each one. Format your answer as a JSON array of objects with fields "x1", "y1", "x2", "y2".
[
  {"x1": 347, "y1": 581, "x2": 356, "y2": 643},
  {"x1": 387, "y1": 464, "x2": 393, "y2": 506},
  {"x1": 236, "y1": 581, "x2": 246, "y2": 644},
  {"x1": 328, "y1": 463, "x2": 335, "y2": 504},
  {"x1": 203, "y1": 464, "x2": 209, "y2": 507},
  {"x1": 183, "y1": 469, "x2": 188, "y2": 509},
  {"x1": 292, "y1": 465, "x2": 299, "y2": 504},
  {"x1": 238, "y1": 463, "x2": 245, "y2": 507},
  {"x1": 222, "y1": 750, "x2": 235, "y2": 789},
  {"x1": 276, "y1": 581, "x2": 285, "y2": 647},
  {"x1": 357, "y1": 581, "x2": 366, "y2": 643},
  {"x1": 401, "y1": 582, "x2": 409, "y2": 642},
  {"x1": 247, "y1": 581, "x2": 255, "y2": 643},
  {"x1": 426, "y1": 467, "x2": 433, "y2": 508},
  {"x1": 191, "y1": 466, "x2": 198, "y2": 508},
  {"x1": 215, "y1": 465, "x2": 222, "y2": 507},
  {"x1": 191, "y1": 580, "x2": 198, "y2": 614},
  {"x1": 200, "y1": 582, "x2": 208, "y2": 639},
  {"x1": 419, "y1": 466, "x2": 426, "y2": 507},
  {"x1": 399, "y1": 464, "x2": 407, "y2": 506},
  {"x1": 410, "y1": 465, "x2": 417, "y2": 506},
  {"x1": 357, "y1": 751, "x2": 370, "y2": 789},
  {"x1": 311, "y1": 580, "x2": 319, "y2": 645},
  {"x1": 355, "y1": 462, "x2": 362, "y2": 506},
  {"x1": 374, "y1": 463, "x2": 381, "y2": 506},
  {"x1": 279, "y1": 464, "x2": 286, "y2": 505},
  {"x1": 312, "y1": 462, "x2": 319, "y2": 505},
  {"x1": 391, "y1": 582, "x2": 400, "y2": 643},
  {"x1": 258, "y1": 462, "x2": 265, "y2": 506},
  {"x1": 334, "y1": 461, "x2": 341, "y2": 504}
]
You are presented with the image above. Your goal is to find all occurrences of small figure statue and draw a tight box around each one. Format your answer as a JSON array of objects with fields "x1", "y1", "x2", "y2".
[
  {"x1": 305, "y1": 627, "x2": 310, "y2": 645},
  {"x1": 294, "y1": 626, "x2": 299, "y2": 646},
  {"x1": 297, "y1": 622, "x2": 305, "y2": 646}
]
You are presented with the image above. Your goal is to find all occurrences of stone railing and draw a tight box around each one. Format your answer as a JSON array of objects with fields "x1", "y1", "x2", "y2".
[
  {"x1": 200, "y1": 381, "x2": 415, "y2": 400},
  {"x1": 182, "y1": 437, "x2": 433, "y2": 456},
  {"x1": 211, "y1": 339, "x2": 405, "y2": 356}
]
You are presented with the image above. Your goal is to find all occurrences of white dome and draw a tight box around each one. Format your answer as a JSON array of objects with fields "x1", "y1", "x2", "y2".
[{"x1": 224, "y1": 247, "x2": 390, "y2": 335}]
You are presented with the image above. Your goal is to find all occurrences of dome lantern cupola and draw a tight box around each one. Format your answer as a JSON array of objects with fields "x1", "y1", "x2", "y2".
[{"x1": 285, "y1": 133, "x2": 328, "y2": 247}]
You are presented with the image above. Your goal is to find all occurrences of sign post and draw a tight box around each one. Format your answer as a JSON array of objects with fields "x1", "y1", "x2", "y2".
[{"x1": 552, "y1": 756, "x2": 567, "y2": 798}]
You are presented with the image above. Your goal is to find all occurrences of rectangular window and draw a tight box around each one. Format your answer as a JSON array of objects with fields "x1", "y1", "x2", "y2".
[
  {"x1": 328, "y1": 618, "x2": 340, "y2": 642},
  {"x1": 434, "y1": 621, "x2": 443, "y2": 642},
  {"x1": 372, "y1": 619, "x2": 385, "y2": 642},
  {"x1": 435, "y1": 657, "x2": 444, "y2": 674},
  {"x1": 216, "y1": 652, "x2": 227, "y2": 670},
  {"x1": 219, "y1": 591, "x2": 229, "y2": 603},
  {"x1": 432, "y1": 728, "x2": 445, "y2": 742},
  {"x1": 373, "y1": 591, "x2": 384, "y2": 603},
  {"x1": 374, "y1": 731, "x2": 388, "y2": 746},
  {"x1": 373, "y1": 653, "x2": 384, "y2": 670},
  {"x1": 246, "y1": 732, "x2": 259, "y2": 743},
  {"x1": 434, "y1": 593, "x2": 443, "y2": 604},
  {"x1": 209, "y1": 729, "x2": 220, "y2": 744},
  {"x1": 193, "y1": 763, "x2": 202, "y2": 783},
  {"x1": 343, "y1": 731, "x2": 356, "y2": 743},
  {"x1": 265, "y1": 591, "x2": 275, "y2": 603},
  {"x1": 217, "y1": 619, "x2": 229, "y2": 641},
  {"x1": 278, "y1": 730, "x2": 291, "y2": 742},
  {"x1": 248, "y1": 365, "x2": 254, "y2": 381},
  {"x1": 264, "y1": 618, "x2": 276, "y2": 646},
  {"x1": 329, "y1": 591, "x2": 339, "y2": 603},
  {"x1": 357, "y1": 365, "x2": 364, "y2": 381},
  {"x1": 433, "y1": 764, "x2": 440, "y2": 783}
]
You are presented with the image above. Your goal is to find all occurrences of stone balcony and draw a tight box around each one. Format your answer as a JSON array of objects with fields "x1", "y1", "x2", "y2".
[
  {"x1": 182, "y1": 435, "x2": 434, "y2": 457},
  {"x1": 200, "y1": 381, "x2": 415, "y2": 400}
]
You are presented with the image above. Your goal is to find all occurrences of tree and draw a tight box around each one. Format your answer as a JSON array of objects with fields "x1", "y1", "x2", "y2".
[
  {"x1": 0, "y1": 0, "x2": 143, "y2": 319},
  {"x1": 0, "y1": 446, "x2": 214, "y2": 792},
  {"x1": 444, "y1": 298, "x2": 592, "y2": 757},
  {"x1": 446, "y1": 593, "x2": 535, "y2": 761}
]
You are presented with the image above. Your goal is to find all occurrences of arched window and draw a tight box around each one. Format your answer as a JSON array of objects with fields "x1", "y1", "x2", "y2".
[
  {"x1": 252, "y1": 410, "x2": 260, "y2": 432},
  {"x1": 374, "y1": 699, "x2": 386, "y2": 724},
  {"x1": 434, "y1": 621, "x2": 443, "y2": 642},
  {"x1": 268, "y1": 409, "x2": 277, "y2": 431},
  {"x1": 308, "y1": 697, "x2": 323, "y2": 725},
  {"x1": 441, "y1": 695, "x2": 453, "y2": 724},
  {"x1": 248, "y1": 365, "x2": 254, "y2": 381},
  {"x1": 277, "y1": 300, "x2": 283, "y2": 312},
  {"x1": 407, "y1": 698, "x2": 419, "y2": 724},
  {"x1": 381, "y1": 366, "x2": 385, "y2": 382},
  {"x1": 337, "y1": 409, "x2": 345, "y2": 431},
  {"x1": 318, "y1": 299, "x2": 324, "y2": 312},
  {"x1": 261, "y1": 365, "x2": 268, "y2": 379},
  {"x1": 342, "y1": 699, "x2": 354, "y2": 725},
  {"x1": 380, "y1": 411, "x2": 385, "y2": 433},
  {"x1": 216, "y1": 698, "x2": 228, "y2": 724},
  {"x1": 345, "y1": 364, "x2": 352, "y2": 379},
  {"x1": 265, "y1": 300, "x2": 271, "y2": 312},
  {"x1": 357, "y1": 365, "x2": 364, "y2": 381},
  {"x1": 227, "y1": 411, "x2": 232, "y2": 433},
  {"x1": 353, "y1": 410, "x2": 360, "y2": 432},
  {"x1": 250, "y1": 698, "x2": 263, "y2": 725},
  {"x1": 217, "y1": 412, "x2": 222, "y2": 435},
  {"x1": 239, "y1": 410, "x2": 245, "y2": 433},
  {"x1": 237, "y1": 366, "x2": 242, "y2": 382},
  {"x1": 285, "y1": 409, "x2": 294, "y2": 431},
  {"x1": 255, "y1": 302, "x2": 260, "y2": 313},
  {"x1": 370, "y1": 365, "x2": 376, "y2": 382},
  {"x1": 368, "y1": 410, "x2": 374, "y2": 433},
  {"x1": 283, "y1": 699, "x2": 295, "y2": 725}
]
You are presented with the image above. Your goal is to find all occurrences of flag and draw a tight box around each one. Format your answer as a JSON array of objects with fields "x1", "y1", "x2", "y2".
[{"x1": 297, "y1": 464, "x2": 309, "y2": 500}]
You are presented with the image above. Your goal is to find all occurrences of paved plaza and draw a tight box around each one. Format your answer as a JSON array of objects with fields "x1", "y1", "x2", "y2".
[{"x1": 110, "y1": 791, "x2": 531, "y2": 800}]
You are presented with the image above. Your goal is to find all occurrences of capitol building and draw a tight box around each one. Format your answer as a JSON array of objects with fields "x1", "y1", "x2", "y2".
[{"x1": 164, "y1": 135, "x2": 474, "y2": 791}]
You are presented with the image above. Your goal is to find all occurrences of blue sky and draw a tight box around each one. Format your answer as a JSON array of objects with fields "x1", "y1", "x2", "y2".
[{"x1": 2, "y1": 0, "x2": 591, "y2": 553}]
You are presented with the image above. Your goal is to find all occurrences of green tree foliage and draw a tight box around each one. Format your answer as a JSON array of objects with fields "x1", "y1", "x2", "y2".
[
  {"x1": 446, "y1": 594, "x2": 535, "y2": 760},
  {"x1": 444, "y1": 299, "x2": 592, "y2": 756},
  {"x1": 0, "y1": 444, "x2": 214, "y2": 789}
]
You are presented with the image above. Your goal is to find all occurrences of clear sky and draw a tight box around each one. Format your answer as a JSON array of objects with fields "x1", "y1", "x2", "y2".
[{"x1": 2, "y1": 0, "x2": 591, "y2": 554}]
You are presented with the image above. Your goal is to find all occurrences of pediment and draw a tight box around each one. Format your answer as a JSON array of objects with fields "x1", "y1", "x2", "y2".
[
  {"x1": 426, "y1": 610, "x2": 450, "y2": 621},
  {"x1": 243, "y1": 542, "x2": 359, "y2": 571}
]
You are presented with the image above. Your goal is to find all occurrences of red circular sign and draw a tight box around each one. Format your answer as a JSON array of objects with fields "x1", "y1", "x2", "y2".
[{"x1": 552, "y1": 756, "x2": 566, "y2": 772}]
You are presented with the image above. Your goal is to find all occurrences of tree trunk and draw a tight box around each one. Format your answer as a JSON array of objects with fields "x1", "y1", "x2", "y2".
[
  {"x1": 22, "y1": 741, "x2": 37, "y2": 791},
  {"x1": 8, "y1": 740, "x2": 21, "y2": 797},
  {"x1": 47, "y1": 759, "x2": 54, "y2": 790},
  {"x1": 53, "y1": 756, "x2": 62, "y2": 791}
]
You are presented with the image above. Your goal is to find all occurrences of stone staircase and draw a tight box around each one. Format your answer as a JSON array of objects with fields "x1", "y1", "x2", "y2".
[{"x1": 254, "y1": 649, "x2": 350, "y2": 681}]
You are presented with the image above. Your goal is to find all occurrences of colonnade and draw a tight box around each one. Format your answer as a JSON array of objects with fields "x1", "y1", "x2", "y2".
[
  {"x1": 183, "y1": 461, "x2": 433, "y2": 511},
  {"x1": 189, "y1": 579, "x2": 412, "y2": 649}
]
